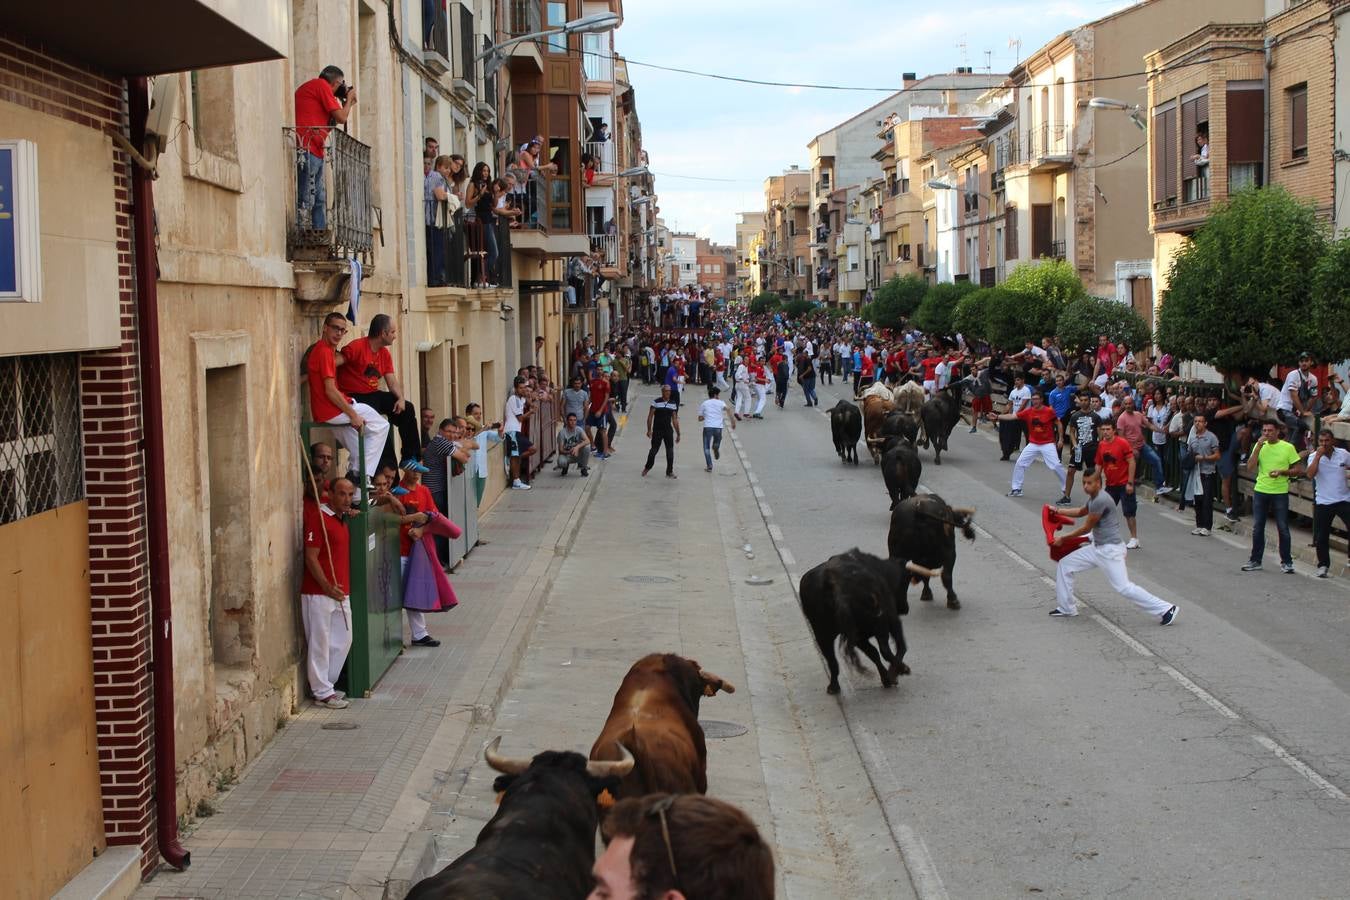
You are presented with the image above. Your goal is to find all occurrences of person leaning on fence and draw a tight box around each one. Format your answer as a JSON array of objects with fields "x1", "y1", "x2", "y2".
[
  {"x1": 464, "y1": 403, "x2": 504, "y2": 507},
  {"x1": 422, "y1": 417, "x2": 473, "y2": 567},
  {"x1": 306, "y1": 313, "x2": 389, "y2": 490},
  {"x1": 301, "y1": 475, "x2": 357, "y2": 709},
  {"x1": 294, "y1": 65, "x2": 356, "y2": 230}
]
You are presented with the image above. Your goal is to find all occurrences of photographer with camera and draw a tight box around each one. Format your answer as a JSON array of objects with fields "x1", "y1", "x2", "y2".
[{"x1": 294, "y1": 65, "x2": 356, "y2": 230}]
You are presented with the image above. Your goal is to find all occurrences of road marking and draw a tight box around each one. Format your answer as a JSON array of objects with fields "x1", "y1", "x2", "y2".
[
  {"x1": 1158, "y1": 664, "x2": 1238, "y2": 719},
  {"x1": 747, "y1": 472, "x2": 759, "y2": 484},
  {"x1": 1252, "y1": 735, "x2": 1349, "y2": 801},
  {"x1": 767, "y1": 523, "x2": 785, "y2": 541},
  {"x1": 1003, "y1": 548, "x2": 1036, "y2": 570},
  {"x1": 896, "y1": 826, "x2": 951, "y2": 900},
  {"x1": 753, "y1": 485, "x2": 766, "y2": 499},
  {"x1": 778, "y1": 546, "x2": 796, "y2": 567},
  {"x1": 1089, "y1": 614, "x2": 1154, "y2": 658}
]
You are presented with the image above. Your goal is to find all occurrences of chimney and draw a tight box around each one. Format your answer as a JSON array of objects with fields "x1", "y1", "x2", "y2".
[{"x1": 902, "y1": 72, "x2": 918, "y2": 89}]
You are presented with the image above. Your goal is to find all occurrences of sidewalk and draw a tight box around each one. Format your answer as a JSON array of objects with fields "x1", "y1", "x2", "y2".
[{"x1": 134, "y1": 464, "x2": 598, "y2": 900}]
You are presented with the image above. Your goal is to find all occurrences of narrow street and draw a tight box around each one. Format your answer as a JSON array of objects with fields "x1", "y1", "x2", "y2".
[{"x1": 733, "y1": 377, "x2": 1350, "y2": 897}]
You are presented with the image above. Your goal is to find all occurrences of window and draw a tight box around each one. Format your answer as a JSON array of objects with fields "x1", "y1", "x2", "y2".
[
  {"x1": 1151, "y1": 102, "x2": 1178, "y2": 206},
  {"x1": 795, "y1": 256, "x2": 806, "y2": 275},
  {"x1": 0, "y1": 354, "x2": 83, "y2": 525},
  {"x1": 547, "y1": 2, "x2": 567, "y2": 53},
  {"x1": 1227, "y1": 85, "x2": 1264, "y2": 191},
  {"x1": 188, "y1": 68, "x2": 238, "y2": 161},
  {"x1": 1288, "y1": 83, "x2": 1308, "y2": 160}
]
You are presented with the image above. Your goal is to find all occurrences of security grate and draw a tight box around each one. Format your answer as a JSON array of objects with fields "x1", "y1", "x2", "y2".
[{"x1": 0, "y1": 354, "x2": 84, "y2": 525}]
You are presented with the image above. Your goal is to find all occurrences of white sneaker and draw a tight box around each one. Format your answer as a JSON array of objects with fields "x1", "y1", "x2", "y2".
[
  {"x1": 1197, "y1": 528, "x2": 1210, "y2": 537},
  {"x1": 1316, "y1": 565, "x2": 1330, "y2": 578},
  {"x1": 1125, "y1": 538, "x2": 1140, "y2": 549},
  {"x1": 1190, "y1": 528, "x2": 1204, "y2": 535},
  {"x1": 511, "y1": 480, "x2": 532, "y2": 491},
  {"x1": 315, "y1": 695, "x2": 349, "y2": 709},
  {"x1": 1155, "y1": 486, "x2": 1174, "y2": 496}
]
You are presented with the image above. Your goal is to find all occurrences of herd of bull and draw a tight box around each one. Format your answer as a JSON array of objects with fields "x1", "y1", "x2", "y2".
[
  {"x1": 407, "y1": 653, "x2": 737, "y2": 898},
  {"x1": 806, "y1": 380, "x2": 977, "y2": 694}
]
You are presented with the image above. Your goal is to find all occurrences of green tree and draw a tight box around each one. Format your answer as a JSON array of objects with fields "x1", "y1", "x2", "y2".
[
  {"x1": 912, "y1": 281, "x2": 976, "y2": 336},
  {"x1": 1056, "y1": 295, "x2": 1152, "y2": 357},
  {"x1": 1157, "y1": 187, "x2": 1329, "y2": 374},
  {"x1": 749, "y1": 292, "x2": 782, "y2": 316},
  {"x1": 1003, "y1": 258, "x2": 1087, "y2": 305},
  {"x1": 781, "y1": 298, "x2": 815, "y2": 319},
  {"x1": 983, "y1": 289, "x2": 1065, "y2": 350},
  {"x1": 864, "y1": 274, "x2": 929, "y2": 330},
  {"x1": 1309, "y1": 235, "x2": 1350, "y2": 365},
  {"x1": 951, "y1": 287, "x2": 1009, "y2": 342}
]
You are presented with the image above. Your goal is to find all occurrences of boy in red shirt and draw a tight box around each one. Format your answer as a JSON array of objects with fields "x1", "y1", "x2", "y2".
[
  {"x1": 395, "y1": 462, "x2": 440, "y2": 647},
  {"x1": 1094, "y1": 420, "x2": 1141, "y2": 547},
  {"x1": 750, "y1": 358, "x2": 769, "y2": 418},
  {"x1": 306, "y1": 312, "x2": 390, "y2": 488},
  {"x1": 301, "y1": 476, "x2": 356, "y2": 708},
  {"x1": 587, "y1": 370, "x2": 613, "y2": 458},
  {"x1": 998, "y1": 391, "x2": 1066, "y2": 498}
]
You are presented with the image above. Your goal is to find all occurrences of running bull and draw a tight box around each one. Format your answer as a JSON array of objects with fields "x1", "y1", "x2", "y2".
[
  {"x1": 405, "y1": 740, "x2": 634, "y2": 900},
  {"x1": 887, "y1": 492, "x2": 976, "y2": 609},
  {"x1": 800, "y1": 549, "x2": 940, "y2": 694},
  {"x1": 829, "y1": 399, "x2": 862, "y2": 464},
  {"x1": 881, "y1": 439, "x2": 922, "y2": 508},
  {"x1": 590, "y1": 653, "x2": 736, "y2": 797},
  {"x1": 918, "y1": 381, "x2": 966, "y2": 465}
]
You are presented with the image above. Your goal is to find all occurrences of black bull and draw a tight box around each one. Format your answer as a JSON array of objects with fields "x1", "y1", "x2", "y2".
[
  {"x1": 881, "y1": 439, "x2": 922, "y2": 509},
  {"x1": 829, "y1": 399, "x2": 862, "y2": 464},
  {"x1": 406, "y1": 740, "x2": 633, "y2": 900},
  {"x1": 918, "y1": 382, "x2": 966, "y2": 465},
  {"x1": 799, "y1": 549, "x2": 942, "y2": 694},
  {"x1": 886, "y1": 493, "x2": 976, "y2": 609}
]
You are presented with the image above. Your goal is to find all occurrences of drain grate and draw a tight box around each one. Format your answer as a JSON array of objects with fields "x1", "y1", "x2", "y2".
[
  {"x1": 320, "y1": 722, "x2": 359, "y2": 730},
  {"x1": 700, "y1": 719, "x2": 748, "y2": 739},
  {"x1": 623, "y1": 575, "x2": 676, "y2": 584}
]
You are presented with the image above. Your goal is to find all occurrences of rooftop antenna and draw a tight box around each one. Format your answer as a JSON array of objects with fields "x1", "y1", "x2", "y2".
[
  {"x1": 956, "y1": 35, "x2": 969, "y2": 68},
  {"x1": 983, "y1": 49, "x2": 993, "y2": 72},
  {"x1": 1008, "y1": 36, "x2": 1023, "y2": 65}
]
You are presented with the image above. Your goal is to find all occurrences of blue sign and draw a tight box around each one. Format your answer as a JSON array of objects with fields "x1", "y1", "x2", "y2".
[{"x1": 0, "y1": 147, "x2": 15, "y2": 295}]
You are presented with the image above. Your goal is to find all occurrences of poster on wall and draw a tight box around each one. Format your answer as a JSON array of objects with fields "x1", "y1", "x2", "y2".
[{"x1": 0, "y1": 139, "x2": 41, "y2": 303}]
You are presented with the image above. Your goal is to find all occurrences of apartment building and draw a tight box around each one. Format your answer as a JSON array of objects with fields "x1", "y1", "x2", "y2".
[
  {"x1": 1148, "y1": 0, "x2": 1341, "y2": 329},
  {"x1": 612, "y1": 56, "x2": 659, "y2": 326},
  {"x1": 667, "y1": 231, "x2": 699, "y2": 287},
  {"x1": 734, "y1": 211, "x2": 765, "y2": 301},
  {"x1": 760, "y1": 166, "x2": 811, "y2": 299},
  {"x1": 808, "y1": 70, "x2": 1002, "y2": 302},
  {"x1": 693, "y1": 239, "x2": 735, "y2": 298}
]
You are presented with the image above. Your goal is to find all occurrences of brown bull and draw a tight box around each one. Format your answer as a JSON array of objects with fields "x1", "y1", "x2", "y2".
[
  {"x1": 589, "y1": 653, "x2": 735, "y2": 797},
  {"x1": 861, "y1": 395, "x2": 895, "y2": 464}
]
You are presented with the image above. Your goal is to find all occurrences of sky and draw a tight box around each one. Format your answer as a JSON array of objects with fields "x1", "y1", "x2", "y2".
[{"x1": 615, "y1": 0, "x2": 1137, "y2": 245}]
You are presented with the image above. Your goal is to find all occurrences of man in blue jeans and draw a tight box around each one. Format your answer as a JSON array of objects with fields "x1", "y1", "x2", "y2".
[
  {"x1": 697, "y1": 385, "x2": 735, "y2": 473},
  {"x1": 294, "y1": 65, "x2": 357, "y2": 230},
  {"x1": 1242, "y1": 422, "x2": 1303, "y2": 574}
]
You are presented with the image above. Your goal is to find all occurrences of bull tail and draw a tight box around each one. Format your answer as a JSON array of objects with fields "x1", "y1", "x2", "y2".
[{"x1": 959, "y1": 519, "x2": 976, "y2": 541}]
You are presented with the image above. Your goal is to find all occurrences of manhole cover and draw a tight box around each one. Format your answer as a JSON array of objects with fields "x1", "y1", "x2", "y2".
[
  {"x1": 320, "y1": 722, "x2": 359, "y2": 730},
  {"x1": 623, "y1": 575, "x2": 676, "y2": 584},
  {"x1": 744, "y1": 575, "x2": 774, "y2": 585},
  {"x1": 700, "y1": 720, "x2": 748, "y2": 739},
  {"x1": 718, "y1": 472, "x2": 738, "y2": 477}
]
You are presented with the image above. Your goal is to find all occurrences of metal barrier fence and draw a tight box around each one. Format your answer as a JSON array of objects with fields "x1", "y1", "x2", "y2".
[{"x1": 520, "y1": 394, "x2": 559, "y2": 477}]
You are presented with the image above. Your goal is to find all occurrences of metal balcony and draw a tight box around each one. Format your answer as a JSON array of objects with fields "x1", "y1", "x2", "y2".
[{"x1": 285, "y1": 126, "x2": 374, "y2": 266}]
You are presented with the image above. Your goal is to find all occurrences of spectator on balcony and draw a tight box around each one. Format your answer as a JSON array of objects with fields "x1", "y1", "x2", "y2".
[
  {"x1": 581, "y1": 152, "x2": 597, "y2": 187},
  {"x1": 294, "y1": 65, "x2": 356, "y2": 231},
  {"x1": 337, "y1": 313, "x2": 424, "y2": 475},
  {"x1": 307, "y1": 313, "x2": 389, "y2": 487},
  {"x1": 425, "y1": 155, "x2": 458, "y2": 287},
  {"x1": 1191, "y1": 129, "x2": 1209, "y2": 167},
  {"x1": 469, "y1": 168, "x2": 498, "y2": 287},
  {"x1": 595, "y1": 122, "x2": 610, "y2": 143},
  {"x1": 423, "y1": 149, "x2": 435, "y2": 177},
  {"x1": 446, "y1": 154, "x2": 467, "y2": 202}
]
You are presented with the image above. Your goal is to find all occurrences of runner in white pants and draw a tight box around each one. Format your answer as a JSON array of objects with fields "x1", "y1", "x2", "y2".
[
  {"x1": 1050, "y1": 469, "x2": 1178, "y2": 623},
  {"x1": 997, "y1": 391, "x2": 1066, "y2": 497},
  {"x1": 733, "y1": 357, "x2": 752, "y2": 419}
]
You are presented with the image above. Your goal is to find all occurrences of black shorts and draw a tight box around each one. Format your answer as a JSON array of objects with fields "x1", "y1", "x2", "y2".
[
  {"x1": 505, "y1": 432, "x2": 532, "y2": 458},
  {"x1": 1106, "y1": 483, "x2": 1138, "y2": 518},
  {"x1": 1068, "y1": 440, "x2": 1098, "y2": 471}
]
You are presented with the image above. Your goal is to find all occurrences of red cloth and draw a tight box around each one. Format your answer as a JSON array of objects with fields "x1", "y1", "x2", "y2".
[
  {"x1": 336, "y1": 337, "x2": 394, "y2": 395},
  {"x1": 399, "y1": 483, "x2": 437, "y2": 557},
  {"x1": 306, "y1": 339, "x2": 349, "y2": 422},
  {"x1": 301, "y1": 499, "x2": 351, "y2": 594},
  {"x1": 1017, "y1": 405, "x2": 1059, "y2": 445},
  {"x1": 1094, "y1": 436, "x2": 1134, "y2": 487},
  {"x1": 1043, "y1": 504, "x2": 1088, "y2": 562},
  {"x1": 294, "y1": 77, "x2": 340, "y2": 157}
]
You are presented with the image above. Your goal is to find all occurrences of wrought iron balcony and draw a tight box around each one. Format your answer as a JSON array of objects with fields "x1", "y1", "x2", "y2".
[{"x1": 285, "y1": 126, "x2": 374, "y2": 266}]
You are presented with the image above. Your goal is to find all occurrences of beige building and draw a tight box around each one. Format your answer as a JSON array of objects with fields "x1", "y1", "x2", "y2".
[
  {"x1": 760, "y1": 166, "x2": 811, "y2": 299},
  {"x1": 734, "y1": 211, "x2": 765, "y2": 301}
]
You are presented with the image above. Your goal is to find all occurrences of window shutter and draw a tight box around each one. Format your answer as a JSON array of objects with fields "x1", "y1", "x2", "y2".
[
  {"x1": 1005, "y1": 206, "x2": 1018, "y2": 260},
  {"x1": 1152, "y1": 109, "x2": 1167, "y2": 204},
  {"x1": 1162, "y1": 107, "x2": 1178, "y2": 201},
  {"x1": 1180, "y1": 98, "x2": 1198, "y2": 182},
  {"x1": 1289, "y1": 85, "x2": 1308, "y2": 158},
  {"x1": 1226, "y1": 89, "x2": 1264, "y2": 163}
]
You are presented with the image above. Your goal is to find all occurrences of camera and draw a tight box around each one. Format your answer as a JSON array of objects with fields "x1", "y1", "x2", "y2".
[{"x1": 335, "y1": 82, "x2": 350, "y2": 101}]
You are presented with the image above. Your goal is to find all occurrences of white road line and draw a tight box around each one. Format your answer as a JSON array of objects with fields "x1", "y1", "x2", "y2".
[
  {"x1": 1039, "y1": 575, "x2": 1055, "y2": 588},
  {"x1": 1252, "y1": 735, "x2": 1349, "y2": 801},
  {"x1": 778, "y1": 547, "x2": 796, "y2": 567},
  {"x1": 747, "y1": 472, "x2": 759, "y2": 484},
  {"x1": 1089, "y1": 614, "x2": 1154, "y2": 658},
  {"x1": 753, "y1": 485, "x2": 766, "y2": 499},
  {"x1": 767, "y1": 523, "x2": 785, "y2": 541},
  {"x1": 1158, "y1": 664, "x2": 1238, "y2": 719},
  {"x1": 1003, "y1": 548, "x2": 1036, "y2": 570},
  {"x1": 896, "y1": 826, "x2": 951, "y2": 900},
  {"x1": 759, "y1": 502, "x2": 773, "y2": 518}
]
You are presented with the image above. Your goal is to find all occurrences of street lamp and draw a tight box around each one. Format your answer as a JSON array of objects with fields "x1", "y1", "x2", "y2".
[
  {"x1": 478, "y1": 11, "x2": 619, "y2": 62},
  {"x1": 927, "y1": 179, "x2": 992, "y2": 201},
  {"x1": 1088, "y1": 97, "x2": 1147, "y2": 131}
]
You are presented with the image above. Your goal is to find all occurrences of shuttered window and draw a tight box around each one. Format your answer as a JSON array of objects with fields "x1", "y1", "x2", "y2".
[
  {"x1": 1180, "y1": 92, "x2": 1208, "y2": 182},
  {"x1": 1288, "y1": 83, "x2": 1308, "y2": 160},
  {"x1": 1226, "y1": 88, "x2": 1264, "y2": 163},
  {"x1": 1005, "y1": 206, "x2": 1018, "y2": 260},
  {"x1": 1151, "y1": 104, "x2": 1177, "y2": 205}
]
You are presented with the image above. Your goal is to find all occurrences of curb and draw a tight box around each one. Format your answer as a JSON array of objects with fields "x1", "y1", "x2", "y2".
[{"x1": 384, "y1": 407, "x2": 624, "y2": 898}]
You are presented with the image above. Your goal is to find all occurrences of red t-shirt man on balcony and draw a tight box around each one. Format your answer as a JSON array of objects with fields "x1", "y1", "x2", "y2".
[{"x1": 294, "y1": 65, "x2": 356, "y2": 230}]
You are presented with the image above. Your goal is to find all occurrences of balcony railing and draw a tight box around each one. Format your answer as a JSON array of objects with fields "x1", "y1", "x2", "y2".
[
  {"x1": 423, "y1": 1, "x2": 450, "y2": 73},
  {"x1": 509, "y1": 0, "x2": 540, "y2": 36},
  {"x1": 1027, "y1": 124, "x2": 1069, "y2": 161},
  {"x1": 1183, "y1": 169, "x2": 1210, "y2": 204},
  {"x1": 583, "y1": 141, "x2": 614, "y2": 175},
  {"x1": 589, "y1": 232, "x2": 618, "y2": 266},
  {"x1": 285, "y1": 126, "x2": 374, "y2": 263},
  {"x1": 1048, "y1": 239, "x2": 1066, "y2": 260},
  {"x1": 583, "y1": 49, "x2": 613, "y2": 82}
]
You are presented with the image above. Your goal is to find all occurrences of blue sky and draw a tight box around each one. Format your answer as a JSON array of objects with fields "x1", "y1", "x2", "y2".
[{"x1": 616, "y1": 0, "x2": 1136, "y2": 244}]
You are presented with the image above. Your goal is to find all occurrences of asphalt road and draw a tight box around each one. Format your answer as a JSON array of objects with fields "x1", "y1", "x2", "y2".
[{"x1": 731, "y1": 375, "x2": 1350, "y2": 899}]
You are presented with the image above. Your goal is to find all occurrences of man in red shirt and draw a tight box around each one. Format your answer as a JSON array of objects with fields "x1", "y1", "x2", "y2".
[
  {"x1": 998, "y1": 391, "x2": 1066, "y2": 498},
  {"x1": 294, "y1": 65, "x2": 357, "y2": 229},
  {"x1": 1094, "y1": 419, "x2": 1141, "y2": 547},
  {"x1": 750, "y1": 358, "x2": 768, "y2": 418},
  {"x1": 586, "y1": 369, "x2": 613, "y2": 458},
  {"x1": 301, "y1": 476, "x2": 356, "y2": 708},
  {"x1": 307, "y1": 312, "x2": 389, "y2": 486},
  {"x1": 337, "y1": 314, "x2": 422, "y2": 473},
  {"x1": 920, "y1": 350, "x2": 943, "y2": 397},
  {"x1": 394, "y1": 463, "x2": 440, "y2": 647}
]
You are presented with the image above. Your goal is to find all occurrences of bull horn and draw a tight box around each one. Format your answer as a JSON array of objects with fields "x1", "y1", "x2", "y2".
[
  {"x1": 483, "y1": 736, "x2": 531, "y2": 776},
  {"x1": 905, "y1": 561, "x2": 943, "y2": 579},
  {"x1": 950, "y1": 507, "x2": 976, "y2": 518},
  {"x1": 586, "y1": 742, "x2": 636, "y2": 778},
  {"x1": 699, "y1": 669, "x2": 736, "y2": 694}
]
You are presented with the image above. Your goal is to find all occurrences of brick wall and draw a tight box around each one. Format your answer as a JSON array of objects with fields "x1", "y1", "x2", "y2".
[
  {"x1": 0, "y1": 33, "x2": 158, "y2": 875},
  {"x1": 1267, "y1": 1, "x2": 1337, "y2": 215}
]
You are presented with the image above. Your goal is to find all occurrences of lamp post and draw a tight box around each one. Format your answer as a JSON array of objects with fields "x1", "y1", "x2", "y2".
[
  {"x1": 1088, "y1": 97, "x2": 1147, "y2": 131},
  {"x1": 479, "y1": 11, "x2": 620, "y2": 64}
]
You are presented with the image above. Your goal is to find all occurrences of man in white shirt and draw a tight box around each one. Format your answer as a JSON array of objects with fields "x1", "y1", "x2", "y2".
[
  {"x1": 503, "y1": 376, "x2": 533, "y2": 490},
  {"x1": 999, "y1": 374, "x2": 1033, "y2": 461},
  {"x1": 1306, "y1": 428, "x2": 1350, "y2": 577},
  {"x1": 1276, "y1": 353, "x2": 1317, "y2": 449},
  {"x1": 733, "y1": 356, "x2": 752, "y2": 420},
  {"x1": 698, "y1": 385, "x2": 735, "y2": 473}
]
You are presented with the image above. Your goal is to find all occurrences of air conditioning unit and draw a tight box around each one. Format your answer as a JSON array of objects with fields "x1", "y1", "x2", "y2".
[{"x1": 145, "y1": 75, "x2": 180, "y2": 154}]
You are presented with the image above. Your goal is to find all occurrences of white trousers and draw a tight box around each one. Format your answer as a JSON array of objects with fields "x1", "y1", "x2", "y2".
[
  {"x1": 400, "y1": 556, "x2": 429, "y2": 640},
  {"x1": 1011, "y1": 441, "x2": 1066, "y2": 492},
  {"x1": 715, "y1": 371, "x2": 730, "y2": 392},
  {"x1": 753, "y1": 384, "x2": 768, "y2": 414},
  {"x1": 1054, "y1": 542, "x2": 1171, "y2": 617},
  {"x1": 734, "y1": 382, "x2": 751, "y2": 416},
  {"x1": 301, "y1": 593, "x2": 352, "y2": 700},
  {"x1": 325, "y1": 403, "x2": 390, "y2": 481}
]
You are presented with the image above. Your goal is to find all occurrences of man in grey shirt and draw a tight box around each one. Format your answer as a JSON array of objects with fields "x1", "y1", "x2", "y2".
[
  {"x1": 555, "y1": 412, "x2": 591, "y2": 477},
  {"x1": 561, "y1": 375, "x2": 590, "y2": 422},
  {"x1": 1049, "y1": 469, "x2": 1178, "y2": 624},
  {"x1": 1186, "y1": 410, "x2": 1222, "y2": 535}
]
